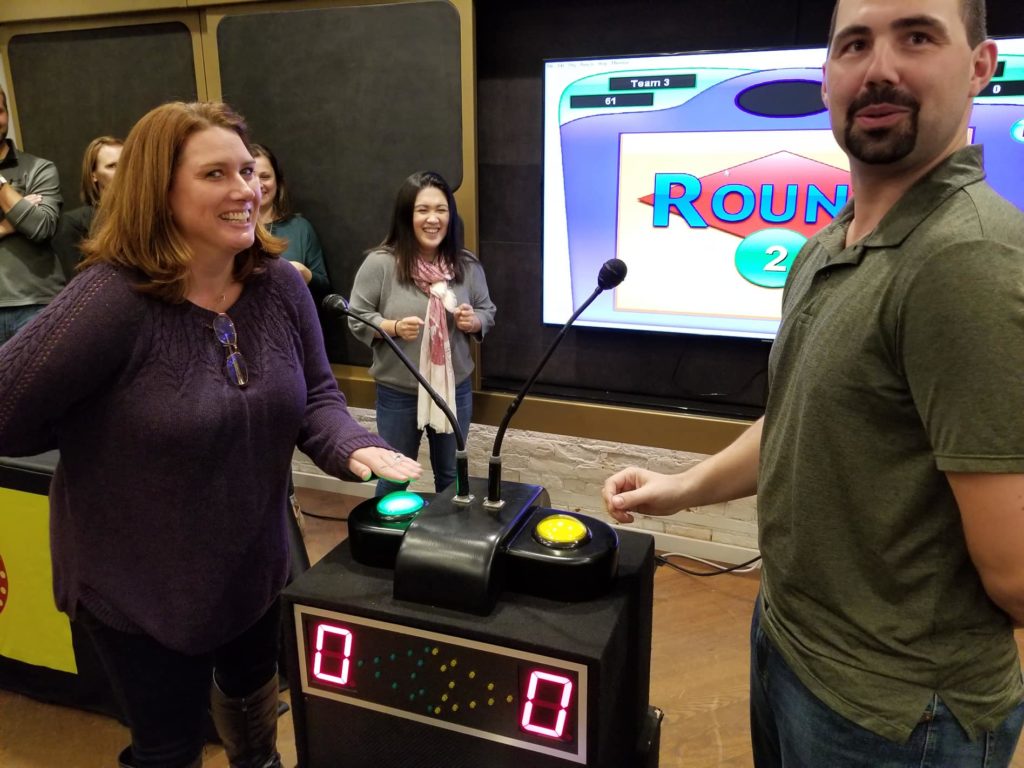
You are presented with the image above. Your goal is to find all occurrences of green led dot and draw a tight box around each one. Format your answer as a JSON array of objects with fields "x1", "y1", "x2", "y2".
[
  {"x1": 357, "y1": 660, "x2": 364, "y2": 667},
  {"x1": 419, "y1": 688, "x2": 426, "y2": 696},
  {"x1": 409, "y1": 694, "x2": 416, "y2": 701},
  {"x1": 375, "y1": 491, "x2": 425, "y2": 521},
  {"x1": 424, "y1": 646, "x2": 431, "y2": 653},
  {"x1": 389, "y1": 653, "x2": 397, "y2": 661},
  {"x1": 410, "y1": 672, "x2": 417, "y2": 680},
  {"x1": 417, "y1": 659, "x2": 424, "y2": 667},
  {"x1": 392, "y1": 682, "x2": 399, "y2": 690},
  {"x1": 407, "y1": 649, "x2": 414, "y2": 657},
  {"x1": 373, "y1": 657, "x2": 381, "y2": 665},
  {"x1": 374, "y1": 671, "x2": 381, "y2": 679}
]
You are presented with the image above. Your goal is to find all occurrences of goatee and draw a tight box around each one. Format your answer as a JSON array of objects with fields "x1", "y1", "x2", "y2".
[{"x1": 843, "y1": 85, "x2": 920, "y2": 165}]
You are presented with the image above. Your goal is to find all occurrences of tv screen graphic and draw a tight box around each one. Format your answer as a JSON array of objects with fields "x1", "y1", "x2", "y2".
[{"x1": 542, "y1": 40, "x2": 1024, "y2": 340}]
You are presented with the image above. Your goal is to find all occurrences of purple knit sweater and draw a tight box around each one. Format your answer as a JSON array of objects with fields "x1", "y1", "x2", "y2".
[{"x1": 0, "y1": 258, "x2": 388, "y2": 654}]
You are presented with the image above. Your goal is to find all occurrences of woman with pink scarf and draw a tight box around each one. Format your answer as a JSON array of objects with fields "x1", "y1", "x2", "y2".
[{"x1": 349, "y1": 171, "x2": 496, "y2": 495}]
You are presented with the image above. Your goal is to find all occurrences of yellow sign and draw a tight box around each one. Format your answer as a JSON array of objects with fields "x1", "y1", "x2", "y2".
[{"x1": 0, "y1": 487, "x2": 77, "y2": 673}]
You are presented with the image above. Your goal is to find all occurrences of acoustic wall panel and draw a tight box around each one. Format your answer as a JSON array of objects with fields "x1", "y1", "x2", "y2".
[{"x1": 216, "y1": 1, "x2": 463, "y2": 365}]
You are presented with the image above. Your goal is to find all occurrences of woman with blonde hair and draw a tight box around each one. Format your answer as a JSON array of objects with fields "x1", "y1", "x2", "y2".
[
  {"x1": 0, "y1": 101, "x2": 419, "y2": 768},
  {"x1": 51, "y1": 135, "x2": 122, "y2": 277}
]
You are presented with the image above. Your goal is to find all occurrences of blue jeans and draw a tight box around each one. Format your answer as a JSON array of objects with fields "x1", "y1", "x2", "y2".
[
  {"x1": 375, "y1": 378, "x2": 472, "y2": 494},
  {"x1": 0, "y1": 305, "x2": 43, "y2": 345},
  {"x1": 750, "y1": 596, "x2": 1024, "y2": 768}
]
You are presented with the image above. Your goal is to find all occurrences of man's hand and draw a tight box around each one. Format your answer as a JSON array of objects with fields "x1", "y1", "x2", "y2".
[{"x1": 602, "y1": 467, "x2": 687, "y2": 523}]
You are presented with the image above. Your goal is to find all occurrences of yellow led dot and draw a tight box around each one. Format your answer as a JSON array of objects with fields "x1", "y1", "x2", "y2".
[
  {"x1": 506, "y1": 695, "x2": 514, "y2": 704},
  {"x1": 469, "y1": 701, "x2": 477, "y2": 709},
  {"x1": 432, "y1": 648, "x2": 439, "y2": 655},
  {"x1": 488, "y1": 698, "x2": 495, "y2": 706},
  {"x1": 534, "y1": 513, "x2": 590, "y2": 548},
  {"x1": 452, "y1": 704, "x2": 459, "y2": 712},
  {"x1": 468, "y1": 671, "x2": 476, "y2": 679},
  {"x1": 440, "y1": 664, "x2": 448, "y2": 672},
  {"x1": 442, "y1": 693, "x2": 449, "y2": 702},
  {"x1": 450, "y1": 659, "x2": 457, "y2": 667},
  {"x1": 487, "y1": 682, "x2": 495, "y2": 691},
  {"x1": 448, "y1": 681, "x2": 455, "y2": 689},
  {"x1": 434, "y1": 707, "x2": 441, "y2": 715}
]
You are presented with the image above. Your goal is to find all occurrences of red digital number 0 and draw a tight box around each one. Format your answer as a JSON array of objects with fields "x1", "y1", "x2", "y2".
[
  {"x1": 521, "y1": 670, "x2": 573, "y2": 738},
  {"x1": 312, "y1": 623, "x2": 353, "y2": 686}
]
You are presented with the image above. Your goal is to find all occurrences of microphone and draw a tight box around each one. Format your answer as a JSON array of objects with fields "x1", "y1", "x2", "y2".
[
  {"x1": 322, "y1": 294, "x2": 471, "y2": 503},
  {"x1": 484, "y1": 258, "x2": 627, "y2": 509}
]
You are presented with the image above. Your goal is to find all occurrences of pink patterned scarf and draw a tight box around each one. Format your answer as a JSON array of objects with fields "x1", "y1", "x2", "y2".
[{"x1": 411, "y1": 258, "x2": 457, "y2": 433}]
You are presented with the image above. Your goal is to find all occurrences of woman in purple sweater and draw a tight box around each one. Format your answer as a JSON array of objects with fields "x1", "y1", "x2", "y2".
[{"x1": 0, "y1": 102, "x2": 420, "y2": 768}]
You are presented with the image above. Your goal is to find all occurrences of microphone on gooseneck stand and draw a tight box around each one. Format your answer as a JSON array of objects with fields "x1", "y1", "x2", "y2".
[
  {"x1": 322, "y1": 294, "x2": 472, "y2": 504},
  {"x1": 484, "y1": 258, "x2": 627, "y2": 510}
]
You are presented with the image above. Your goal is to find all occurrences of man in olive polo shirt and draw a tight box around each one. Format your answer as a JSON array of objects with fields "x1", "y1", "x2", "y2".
[{"x1": 602, "y1": 0, "x2": 1024, "y2": 765}]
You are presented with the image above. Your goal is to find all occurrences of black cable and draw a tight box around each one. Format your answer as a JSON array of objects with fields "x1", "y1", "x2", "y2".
[
  {"x1": 655, "y1": 553, "x2": 762, "y2": 577},
  {"x1": 296, "y1": 509, "x2": 348, "y2": 522}
]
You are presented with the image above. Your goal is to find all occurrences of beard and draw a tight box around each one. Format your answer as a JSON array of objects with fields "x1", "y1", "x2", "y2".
[{"x1": 843, "y1": 85, "x2": 920, "y2": 165}]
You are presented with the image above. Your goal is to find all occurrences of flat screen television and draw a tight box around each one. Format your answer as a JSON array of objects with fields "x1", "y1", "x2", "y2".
[{"x1": 542, "y1": 39, "x2": 1024, "y2": 340}]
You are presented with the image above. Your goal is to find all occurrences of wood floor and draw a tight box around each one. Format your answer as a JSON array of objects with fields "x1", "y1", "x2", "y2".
[{"x1": 1, "y1": 487, "x2": 1021, "y2": 768}]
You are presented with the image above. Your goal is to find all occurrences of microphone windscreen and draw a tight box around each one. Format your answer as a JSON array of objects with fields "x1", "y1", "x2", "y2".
[
  {"x1": 322, "y1": 294, "x2": 350, "y2": 315},
  {"x1": 597, "y1": 259, "x2": 628, "y2": 290}
]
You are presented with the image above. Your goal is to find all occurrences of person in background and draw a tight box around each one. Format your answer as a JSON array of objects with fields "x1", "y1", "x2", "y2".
[
  {"x1": 602, "y1": 0, "x2": 1024, "y2": 766},
  {"x1": 349, "y1": 171, "x2": 495, "y2": 495},
  {"x1": 0, "y1": 85, "x2": 63, "y2": 344},
  {"x1": 250, "y1": 143, "x2": 330, "y2": 301},
  {"x1": 51, "y1": 135, "x2": 123, "y2": 279},
  {"x1": 0, "y1": 101, "x2": 420, "y2": 768}
]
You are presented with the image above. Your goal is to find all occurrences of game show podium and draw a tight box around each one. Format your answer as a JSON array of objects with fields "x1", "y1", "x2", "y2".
[
  {"x1": 0, "y1": 451, "x2": 123, "y2": 719},
  {"x1": 282, "y1": 479, "x2": 662, "y2": 768}
]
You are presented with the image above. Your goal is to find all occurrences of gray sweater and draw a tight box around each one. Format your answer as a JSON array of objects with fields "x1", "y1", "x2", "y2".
[
  {"x1": 0, "y1": 140, "x2": 64, "y2": 307},
  {"x1": 348, "y1": 249, "x2": 496, "y2": 393}
]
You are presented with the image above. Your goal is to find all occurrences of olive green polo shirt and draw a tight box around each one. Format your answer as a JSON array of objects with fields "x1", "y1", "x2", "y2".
[{"x1": 759, "y1": 145, "x2": 1024, "y2": 742}]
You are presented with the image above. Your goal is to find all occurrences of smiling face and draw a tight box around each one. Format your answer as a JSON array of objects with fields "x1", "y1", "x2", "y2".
[
  {"x1": 823, "y1": 0, "x2": 996, "y2": 173},
  {"x1": 254, "y1": 154, "x2": 278, "y2": 219},
  {"x1": 412, "y1": 185, "x2": 450, "y2": 259},
  {"x1": 92, "y1": 143, "x2": 122, "y2": 198},
  {"x1": 168, "y1": 127, "x2": 260, "y2": 262}
]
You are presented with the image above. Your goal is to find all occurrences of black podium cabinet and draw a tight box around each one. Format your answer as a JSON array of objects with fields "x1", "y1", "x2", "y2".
[{"x1": 282, "y1": 528, "x2": 660, "y2": 768}]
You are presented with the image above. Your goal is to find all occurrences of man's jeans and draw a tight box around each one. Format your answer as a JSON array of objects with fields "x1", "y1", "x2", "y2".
[
  {"x1": 750, "y1": 597, "x2": 1024, "y2": 768},
  {"x1": 0, "y1": 305, "x2": 42, "y2": 345}
]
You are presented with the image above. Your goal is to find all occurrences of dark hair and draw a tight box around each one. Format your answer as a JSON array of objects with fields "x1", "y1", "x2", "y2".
[
  {"x1": 827, "y1": 0, "x2": 987, "y2": 49},
  {"x1": 381, "y1": 171, "x2": 465, "y2": 284},
  {"x1": 250, "y1": 143, "x2": 294, "y2": 221}
]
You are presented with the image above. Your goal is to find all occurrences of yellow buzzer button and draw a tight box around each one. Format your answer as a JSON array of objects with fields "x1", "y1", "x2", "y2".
[{"x1": 534, "y1": 514, "x2": 590, "y2": 549}]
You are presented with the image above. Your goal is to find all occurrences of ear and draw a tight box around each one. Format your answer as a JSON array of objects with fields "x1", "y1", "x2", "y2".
[
  {"x1": 821, "y1": 62, "x2": 830, "y2": 109},
  {"x1": 968, "y1": 39, "x2": 998, "y2": 98}
]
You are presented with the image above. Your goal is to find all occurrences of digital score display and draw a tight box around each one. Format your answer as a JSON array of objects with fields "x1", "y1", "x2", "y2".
[{"x1": 295, "y1": 605, "x2": 589, "y2": 764}]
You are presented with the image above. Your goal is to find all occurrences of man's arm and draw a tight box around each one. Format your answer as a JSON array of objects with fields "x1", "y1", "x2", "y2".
[
  {"x1": 602, "y1": 416, "x2": 762, "y2": 523},
  {"x1": 947, "y1": 471, "x2": 1024, "y2": 626},
  {"x1": 0, "y1": 161, "x2": 62, "y2": 241}
]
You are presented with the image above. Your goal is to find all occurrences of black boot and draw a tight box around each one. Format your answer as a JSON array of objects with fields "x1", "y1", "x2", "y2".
[{"x1": 210, "y1": 673, "x2": 283, "y2": 768}]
